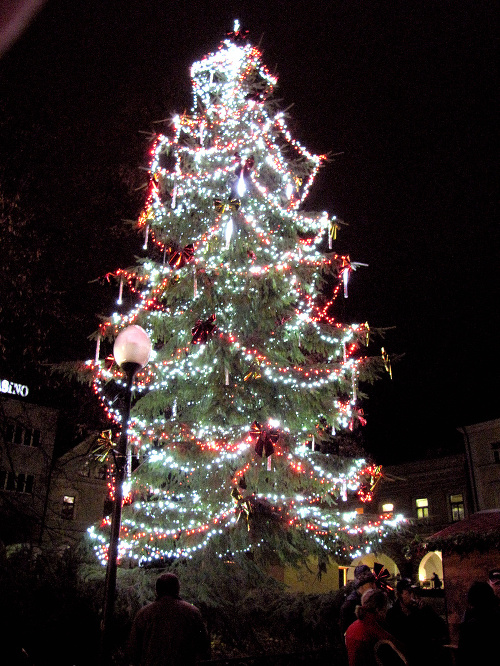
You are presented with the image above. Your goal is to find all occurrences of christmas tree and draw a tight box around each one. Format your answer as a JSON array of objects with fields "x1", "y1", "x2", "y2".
[{"x1": 87, "y1": 24, "x2": 401, "y2": 575}]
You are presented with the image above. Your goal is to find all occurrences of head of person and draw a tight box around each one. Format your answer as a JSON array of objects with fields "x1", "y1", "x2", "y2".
[
  {"x1": 356, "y1": 588, "x2": 388, "y2": 622},
  {"x1": 156, "y1": 573, "x2": 180, "y2": 599},
  {"x1": 396, "y1": 579, "x2": 418, "y2": 608},
  {"x1": 354, "y1": 564, "x2": 372, "y2": 579},
  {"x1": 468, "y1": 581, "x2": 497, "y2": 609},
  {"x1": 355, "y1": 570, "x2": 376, "y2": 596},
  {"x1": 488, "y1": 569, "x2": 500, "y2": 599}
]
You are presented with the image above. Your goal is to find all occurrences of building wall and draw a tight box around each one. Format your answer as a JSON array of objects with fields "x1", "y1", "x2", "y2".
[
  {"x1": 44, "y1": 437, "x2": 109, "y2": 548},
  {"x1": 461, "y1": 418, "x2": 500, "y2": 511},
  {"x1": 374, "y1": 453, "x2": 471, "y2": 534},
  {"x1": 0, "y1": 397, "x2": 58, "y2": 545},
  {"x1": 0, "y1": 395, "x2": 109, "y2": 549},
  {"x1": 442, "y1": 549, "x2": 500, "y2": 645},
  {"x1": 370, "y1": 453, "x2": 471, "y2": 584}
]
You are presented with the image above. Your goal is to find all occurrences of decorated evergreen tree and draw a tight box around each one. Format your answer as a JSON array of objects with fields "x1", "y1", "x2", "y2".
[{"x1": 87, "y1": 24, "x2": 401, "y2": 575}]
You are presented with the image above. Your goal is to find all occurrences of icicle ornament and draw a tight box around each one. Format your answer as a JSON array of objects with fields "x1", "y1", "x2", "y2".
[{"x1": 117, "y1": 275, "x2": 124, "y2": 305}]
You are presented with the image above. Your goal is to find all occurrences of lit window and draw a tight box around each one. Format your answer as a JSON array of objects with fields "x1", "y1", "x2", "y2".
[
  {"x1": 416, "y1": 498, "x2": 429, "y2": 519},
  {"x1": 382, "y1": 503, "x2": 394, "y2": 513},
  {"x1": 61, "y1": 495, "x2": 76, "y2": 520},
  {"x1": 450, "y1": 493, "x2": 465, "y2": 521}
]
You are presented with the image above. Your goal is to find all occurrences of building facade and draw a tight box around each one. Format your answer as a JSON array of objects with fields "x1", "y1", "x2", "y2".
[
  {"x1": 0, "y1": 394, "x2": 58, "y2": 545},
  {"x1": 0, "y1": 390, "x2": 109, "y2": 549},
  {"x1": 461, "y1": 418, "x2": 500, "y2": 512}
]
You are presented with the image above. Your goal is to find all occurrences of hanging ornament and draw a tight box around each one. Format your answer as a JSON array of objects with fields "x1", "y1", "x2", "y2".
[
  {"x1": 171, "y1": 177, "x2": 177, "y2": 209},
  {"x1": 341, "y1": 478, "x2": 348, "y2": 502},
  {"x1": 275, "y1": 315, "x2": 291, "y2": 327},
  {"x1": 381, "y1": 347, "x2": 393, "y2": 379},
  {"x1": 213, "y1": 198, "x2": 226, "y2": 213},
  {"x1": 342, "y1": 265, "x2": 350, "y2": 298},
  {"x1": 169, "y1": 243, "x2": 194, "y2": 269},
  {"x1": 225, "y1": 366, "x2": 229, "y2": 386},
  {"x1": 191, "y1": 314, "x2": 217, "y2": 344},
  {"x1": 225, "y1": 218, "x2": 233, "y2": 249},
  {"x1": 364, "y1": 322, "x2": 370, "y2": 346},
  {"x1": 117, "y1": 275, "x2": 124, "y2": 305},
  {"x1": 349, "y1": 409, "x2": 367, "y2": 431},
  {"x1": 95, "y1": 333, "x2": 101, "y2": 365},
  {"x1": 236, "y1": 170, "x2": 246, "y2": 197},
  {"x1": 231, "y1": 486, "x2": 251, "y2": 530},
  {"x1": 329, "y1": 219, "x2": 339, "y2": 249},
  {"x1": 244, "y1": 363, "x2": 261, "y2": 381},
  {"x1": 232, "y1": 155, "x2": 255, "y2": 198},
  {"x1": 357, "y1": 483, "x2": 373, "y2": 503},
  {"x1": 249, "y1": 421, "x2": 279, "y2": 458},
  {"x1": 244, "y1": 156, "x2": 255, "y2": 172},
  {"x1": 143, "y1": 223, "x2": 149, "y2": 250},
  {"x1": 213, "y1": 197, "x2": 241, "y2": 214},
  {"x1": 92, "y1": 430, "x2": 115, "y2": 463},
  {"x1": 193, "y1": 264, "x2": 197, "y2": 298}
]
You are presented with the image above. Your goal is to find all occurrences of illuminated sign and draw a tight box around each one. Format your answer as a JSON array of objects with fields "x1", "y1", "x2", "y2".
[{"x1": 0, "y1": 379, "x2": 29, "y2": 397}]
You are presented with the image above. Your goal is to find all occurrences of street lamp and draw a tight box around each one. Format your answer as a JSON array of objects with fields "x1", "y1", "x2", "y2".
[{"x1": 100, "y1": 325, "x2": 151, "y2": 663}]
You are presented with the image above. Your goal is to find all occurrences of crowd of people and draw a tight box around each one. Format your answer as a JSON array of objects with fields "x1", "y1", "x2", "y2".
[
  {"x1": 124, "y1": 566, "x2": 500, "y2": 665},
  {"x1": 339, "y1": 564, "x2": 500, "y2": 666}
]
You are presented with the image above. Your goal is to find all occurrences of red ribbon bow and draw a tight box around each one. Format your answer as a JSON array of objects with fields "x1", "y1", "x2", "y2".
[
  {"x1": 249, "y1": 421, "x2": 279, "y2": 457},
  {"x1": 169, "y1": 243, "x2": 194, "y2": 269},
  {"x1": 191, "y1": 314, "x2": 217, "y2": 345},
  {"x1": 373, "y1": 562, "x2": 393, "y2": 593}
]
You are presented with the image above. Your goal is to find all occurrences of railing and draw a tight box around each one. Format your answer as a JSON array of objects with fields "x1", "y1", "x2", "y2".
[{"x1": 201, "y1": 648, "x2": 346, "y2": 665}]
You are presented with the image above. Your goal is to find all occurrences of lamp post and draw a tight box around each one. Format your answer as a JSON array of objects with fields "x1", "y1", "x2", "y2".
[{"x1": 100, "y1": 325, "x2": 151, "y2": 664}]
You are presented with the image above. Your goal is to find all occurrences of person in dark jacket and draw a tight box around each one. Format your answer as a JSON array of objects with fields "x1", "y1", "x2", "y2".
[
  {"x1": 385, "y1": 579, "x2": 448, "y2": 666},
  {"x1": 457, "y1": 581, "x2": 500, "y2": 666},
  {"x1": 340, "y1": 568, "x2": 377, "y2": 634},
  {"x1": 128, "y1": 573, "x2": 210, "y2": 666}
]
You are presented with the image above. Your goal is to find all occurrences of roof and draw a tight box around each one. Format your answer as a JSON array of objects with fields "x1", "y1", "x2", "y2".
[{"x1": 427, "y1": 510, "x2": 500, "y2": 555}]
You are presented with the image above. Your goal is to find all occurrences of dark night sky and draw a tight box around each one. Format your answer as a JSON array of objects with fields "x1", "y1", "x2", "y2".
[{"x1": 0, "y1": 0, "x2": 498, "y2": 463}]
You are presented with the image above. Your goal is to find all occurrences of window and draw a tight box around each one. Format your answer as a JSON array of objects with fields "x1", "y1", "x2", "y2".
[
  {"x1": 0, "y1": 470, "x2": 34, "y2": 493},
  {"x1": 450, "y1": 493, "x2": 465, "y2": 521},
  {"x1": 382, "y1": 503, "x2": 394, "y2": 513},
  {"x1": 416, "y1": 498, "x2": 429, "y2": 519},
  {"x1": 4, "y1": 423, "x2": 41, "y2": 447},
  {"x1": 492, "y1": 442, "x2": 500, "y2": 464},
  {"x1": 61, "y1": 495, "x2": 76, "y2": 520}
]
